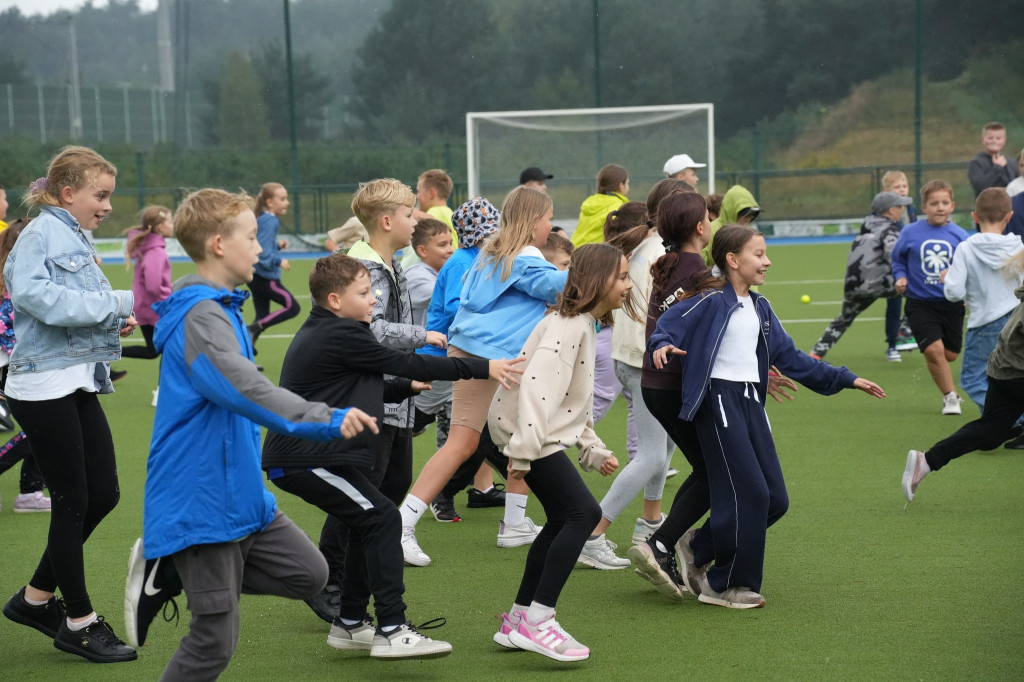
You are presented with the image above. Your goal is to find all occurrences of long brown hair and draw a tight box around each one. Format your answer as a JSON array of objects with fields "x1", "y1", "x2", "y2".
[
  {"x1": 610, "y1": 179, "x2": 700, "y2": 257},
  {"x1": 553, "y1": 243, "x2": 639, "y2": 326},
  {"x1": 597, "y1": 164, "x2": 629, "y2": 195},
  {"x1": 0, "y1": 218, "x2": 30, "y2": 296},
  {"x1": 125, "y1": 205, "x2": 172, "y2": 265},
  {"x1": 650, "y1": 193, "x2": 709, "y2": 299},
  {"x1": 681, "y1": 223, "x2": 763, "y2": 300}
]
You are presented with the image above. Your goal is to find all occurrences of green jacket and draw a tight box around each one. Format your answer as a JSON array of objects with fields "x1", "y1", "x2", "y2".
[
  {"x1": 572, "y1": 191, "x2": 627, "y2": 248},
  {"x1": 702, "y1": 185, "x2": 759, "y2": 266},
  {"x1": 987, "y1": 286, "x2": 1024, "y2": 381}
]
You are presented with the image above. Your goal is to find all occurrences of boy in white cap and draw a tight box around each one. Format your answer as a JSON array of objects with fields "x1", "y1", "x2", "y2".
[{"x1": 662, "y1": 154, "x2": 706, "y2": 187}]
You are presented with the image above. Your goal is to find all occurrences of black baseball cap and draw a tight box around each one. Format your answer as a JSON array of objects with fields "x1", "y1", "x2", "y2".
[{"x1": 520, "y1": 167, "x2": 554, "y2": 184}]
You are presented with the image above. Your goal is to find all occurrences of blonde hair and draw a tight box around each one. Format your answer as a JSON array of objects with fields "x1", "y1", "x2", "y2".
[
  {"x1": 478, "y1": 186, "x2": 552, "y2": 280},
  {"x1": 24, "y1": 145, "x2": 117, "y2": 209},
  {"x1": 254, "y1": 182, "x2": 286, "y2": 215},
  {"x1": 125, "y1": 205, "x2": 172, "y2": 268},
  {"x1": 418, "y1": 169, "x2": 453, "y2": 200},
  {"x1": 174, "y1": 188, "x2": 252, "y2": 262},
  {"x1": 351, "y1": 178, "x2": 415, "y2": 228},
  {"x1": 881, "y1": 170, "x2": 907, "y2": 190}
]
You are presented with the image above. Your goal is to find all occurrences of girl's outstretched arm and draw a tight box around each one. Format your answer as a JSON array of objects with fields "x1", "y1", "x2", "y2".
[{"x1": 853, "y1": 377, "x2": 886, "y2": 399}]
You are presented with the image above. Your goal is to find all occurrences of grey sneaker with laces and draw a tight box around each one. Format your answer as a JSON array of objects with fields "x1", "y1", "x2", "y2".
[
  {"x1": 370, "y1": 620, "x2": 452, "y2": 659},
  {"x1": 327, "y1": 617, "x2": 375, "y2": 651}
]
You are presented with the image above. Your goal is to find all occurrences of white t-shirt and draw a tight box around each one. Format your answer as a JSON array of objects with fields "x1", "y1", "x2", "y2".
[
  {"x1": 710, "y1": 295, "x2": 760, "y2": 382},
  {"x1": 6, "y1": 363, "x2": 99, "y2": 401}
]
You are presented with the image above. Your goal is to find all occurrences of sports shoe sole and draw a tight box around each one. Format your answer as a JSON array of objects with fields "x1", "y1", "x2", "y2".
[
  {"x1": 626, "y1": 544, "x2": 684, "y2": 600},
  {"x1": 53, "y1": 637, "x2": 138, "y2": 663},
  {"x1": 123, "y1": 539, "x2": 146, "y2": 648},
  {"x1": 497, "y1": 535, "x2": 537, "y2": 548},
  {"x1": 508, "y1": 629, "x2": 589, "y2": 662},
  {"x1": 429, "y1": 505, "x2": 460, "y2": 522},
  {"x1": 697, "y1": 591, "x2": 765, "y2": 609},
  {"x1": 493, "y1": 631, "x2": 518, "y2": 649},
  {"x1": 901, "y1": 450, "x2": 918, "y2": 502},
  {"x1": 369, "y1": 642, "x2": 452, "y2": 659},
  {"x1": 12, "y1": 504, "x2": 50, "y2": 513},
  {"x1": 326, "y1": 632, "x2": 373, "y2": 651},
  {"x1": 577, "y1": 553, "x2": 630, "y2": 570}
]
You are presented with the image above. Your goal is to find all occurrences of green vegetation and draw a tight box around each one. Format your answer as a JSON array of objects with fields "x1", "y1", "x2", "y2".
[{"x1": 0, "y1": 244, "x2": 1021, "y2": 680}]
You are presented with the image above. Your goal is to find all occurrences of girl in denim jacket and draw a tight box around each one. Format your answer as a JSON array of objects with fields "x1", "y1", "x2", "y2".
[{"x1": 1, "y1": 146, "x2": 138, "y2": 663}]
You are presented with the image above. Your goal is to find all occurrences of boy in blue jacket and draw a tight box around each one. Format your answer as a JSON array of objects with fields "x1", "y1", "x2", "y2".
[
  {"x1": 122, "y1": 189, "x2": 377, "y2": 680},
  {"x1": 892, "y1": 179, "x2": 970, "y2": 415}
]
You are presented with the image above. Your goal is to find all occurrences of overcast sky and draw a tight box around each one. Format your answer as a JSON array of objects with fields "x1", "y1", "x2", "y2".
[{"x1": 0, "y1": 0, "x2": 158, "y2": 17}]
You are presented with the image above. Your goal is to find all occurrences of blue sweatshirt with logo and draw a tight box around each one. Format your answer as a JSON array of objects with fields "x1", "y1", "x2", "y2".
[{"x1": 891, "y1": 219, "x2": 969, "y2": 300}]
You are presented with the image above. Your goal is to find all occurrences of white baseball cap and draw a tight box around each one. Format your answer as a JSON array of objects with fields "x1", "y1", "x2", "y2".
[{"x1": 663, "y1": 154, "x2": 707, "y2": 176}]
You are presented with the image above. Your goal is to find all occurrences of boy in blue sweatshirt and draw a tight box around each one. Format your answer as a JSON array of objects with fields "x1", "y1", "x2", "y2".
[
  {"x1": 892, "y1": 179, "x2": 970, "y2": 414},
  {"x1": 122, "y1": 189, "x2": 377, "y2": 680}
]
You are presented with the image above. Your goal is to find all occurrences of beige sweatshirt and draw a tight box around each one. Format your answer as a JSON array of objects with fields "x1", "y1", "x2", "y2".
[
  {"x1": 488, "y1": 311, "x2": 613, "y2": 472},
  {"x1": 611, "y1": 234, "x2": 664, "y2": 368}
]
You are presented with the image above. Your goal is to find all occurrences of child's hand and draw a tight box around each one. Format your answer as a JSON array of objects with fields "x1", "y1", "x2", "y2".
[
  {"x1": 411, "y1": 381, "x2": 432, "y2": 393},
  {"x1": 488, "y1": 357, "x2": 526, "y2": 389},
  {"x1": 938, "y1": 268, "x2": 948, "y2": 283},
  {"x1": 767, "y1": 366, "x2": 798, "y2": 402},
  {"x1": 599, "y1": 455, "x2": 619, "y2": 476},
  {"x1": 652, "y1": 344, "x2": 685, "y2": 369},
  {"x1": 853, "y1": 377, "x2": 886, "y2": 399},
  {"x1": 508, "y1": 462, "x2": 528, "y2": 480},
  {"x1": 278, "y1": 238, "x2": 288, "y2": 249},
  {"x1": 120, "y1": 314, "x2": 138, "y2": 337},
  {"x1": 426, "y1": 331, "x2": 448, "y2": 349},
  {"x1": 894, "y1": 277, "x2": 907, "y2": 294},
  {"x1": 281, "y1": 258, "x2": 291, "y2": 272},
  {"x1": 339, "y1": 408, "x2": 379, "y2": 439}
]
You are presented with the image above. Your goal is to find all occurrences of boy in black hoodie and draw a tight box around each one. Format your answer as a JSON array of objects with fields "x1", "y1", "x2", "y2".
[{"x1": 261, "y1": 254, "x2": 521, "y2": 659}]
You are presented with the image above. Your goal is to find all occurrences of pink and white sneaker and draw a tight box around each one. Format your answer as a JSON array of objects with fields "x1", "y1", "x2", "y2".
[
  {"x1": 13, "y1": 491, "x2": 51, "y2": 513},
  {"x1": 493, "y1": 611, "x2": 523, "y2": 649},
  {"x1": 507, "y1": 612, "x2": 589, "y2": 662}
]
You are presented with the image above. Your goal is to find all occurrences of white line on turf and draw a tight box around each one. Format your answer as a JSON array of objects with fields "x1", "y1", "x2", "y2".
[{"x1": 780, "y1": 317, "x2": 884, "y2": 324}]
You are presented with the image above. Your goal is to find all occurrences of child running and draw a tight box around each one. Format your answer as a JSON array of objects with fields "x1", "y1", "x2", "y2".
[
  {"x1": 122, "y1": 189, "x2": 378, "y2": 679},
  {"x1": 247, "y1": 182, "x2": 300, "y2": 352},
  {"x1": 490, "y1": 243, "x2": 625, "y2": 662},
  {"x1": 649, "y1": 224, "x2": 885, "y2": 608},
  {"x1": 398, "y1": 186, "x2": 568, "y2": 565},
  {"x1": 1, "y1": 146, "x2": 138, "y2": 662}
]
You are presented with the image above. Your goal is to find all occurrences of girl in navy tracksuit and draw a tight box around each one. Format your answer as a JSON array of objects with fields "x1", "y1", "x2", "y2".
[{"x1": 648, "y1": 224, "x2": 885, "y2": 608}]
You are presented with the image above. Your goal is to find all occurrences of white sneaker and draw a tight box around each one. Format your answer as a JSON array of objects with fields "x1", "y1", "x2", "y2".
[
  {"x1": 497, "y1": 517, "x2": 542, "y2": 548},
  {"x1": 370, "y1": 622, "x2": 452, "y2": 659},
  {"x1": 631, "y1": 513, "x2": 667, "y2": 545},
  {"x1": 13, "y1": 491, "x2": 51, "y2": 513},
  {"x1": 942, "y1": 392, "x2": 962, "y2": 415},
  {"x1": 327, "y1": 618, "x2": 375, "y2": 651},
  {"x1": 578, "y1": 534, "x2": 630, "y2": 570},
  {"x1": 151, "y1": 387, "x2": 159, "y2": 407},
  {"x1": 886, "y1": 348, "x2": 901, "y2": 362},
  {"x1": 902, "y1": 449, "x2": 929, "y2": 503},
  {"x1": 401, "y1": 526, "x2": 431, "y2": 566},
  {"x1": 693, "y1": 573, "x2": 765, "y2": 609}
]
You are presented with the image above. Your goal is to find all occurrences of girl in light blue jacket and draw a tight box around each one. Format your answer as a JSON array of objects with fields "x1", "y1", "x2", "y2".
[
  {"x1": 1, "y1": 146, "x2": 138, "y2": 664},
  {"x1": 398, "y1": 186, "x2": 568, "y2": 566}
]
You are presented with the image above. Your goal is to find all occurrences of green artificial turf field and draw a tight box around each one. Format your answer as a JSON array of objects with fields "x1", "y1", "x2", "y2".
[{"x1": 0, "y1": 241, "x2": 1021, "y2": 680}]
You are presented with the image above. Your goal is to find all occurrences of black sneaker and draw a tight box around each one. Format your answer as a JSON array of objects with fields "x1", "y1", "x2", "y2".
[
  {"x1": 1005, "y1": 432, "x2": 1024, "y2": 450},
  {"x1": 110, "y1": 369, "x2": 127, "y2": 382},
  {"x1": 626, "y1": 539, "x2": 686, "y2": 600},
  {"x1": 124, "y1": 539, "x2": 181, "y2": 648},
  {"x1": 304, "y1": 582, "x2": 341, "y2": 624},
  {"x1": 430, "y1": 494, "x2": 461, "y2": 522},
  {"x1": 466, "y1": 483, "x2": 506, "y2": 508},
  {"x1": 54, "y1": 616, "x2": 137, "y2": 663},
  {"x1": 3, "y1": 586, "x2": 66, "y2": 638},
  {"x1": 0, "y1": 390, "x2": 15, "y2": 431},
  {"x1": 247, "y1": 322, "x2": 262, "y2": 355}
]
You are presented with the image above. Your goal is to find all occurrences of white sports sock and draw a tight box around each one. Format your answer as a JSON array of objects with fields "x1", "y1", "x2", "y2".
[
  {"x1": 24, "y1": 594, "x2": 48, "y2": 606},
  {"x1": 512, "y1": 602, "x2": 529, "y2": 615},
  {"x1": 67, "y1": 613, "x2": 98, "y2": 631},
  {"x1": 504, "y1": 493, "x2": 528, "y2": 528},
  {"x1": 476, "y1": 485, "x2": 494, "y2": 494},
  {"x1": 526, "y1": 602, "x2": 554, "y2": 625},
  {"x1": 399, "y1": 495, "x2": 428, "y2": 528},
  {"x1": 339, "y1": 617, "x2": 361, "y2": 626}
]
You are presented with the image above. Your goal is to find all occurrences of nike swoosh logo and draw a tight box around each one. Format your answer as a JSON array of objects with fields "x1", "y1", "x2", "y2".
[{"x1": 143, "y1": 558, "x2": 162, "y2": 597}]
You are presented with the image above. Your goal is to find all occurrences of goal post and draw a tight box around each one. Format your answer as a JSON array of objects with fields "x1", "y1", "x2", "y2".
[{"x1": 466, "y1": 104, "x2": 714, "y2": 222}]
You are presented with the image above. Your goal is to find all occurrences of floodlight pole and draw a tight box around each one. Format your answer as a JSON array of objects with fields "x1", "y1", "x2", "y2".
[
  {"x1": 913, "y1": 0, "x2": 922, "y2": 195},
  {"x1": 283, "y1": 0, "x2": 301, "y2": 231},
  {"x1": 592, "y1": 0, "x2": 603, "y2": 167}
]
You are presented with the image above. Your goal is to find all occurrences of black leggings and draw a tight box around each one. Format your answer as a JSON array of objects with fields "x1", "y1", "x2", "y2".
[
  {"x1": 0, "y1": 432, "x2": 44, "y2": 494},
  {"x1": 248, "y1": 274, "x2": 300, "y2": 330},
  {"x1": 120, "y1": 324, "x2": 158, "y2": 359},
  {"x1": 8, "y1": 390, "x2": 120, "y2": 618},
  {"x1": 642, "y1": 386, "x2": 711, "y2": 549},
  {"x1": 516, "y1": 452, "x2": 601, "y2": 608},
  {"x1": 926, "y1": 375, "x2": 1024, "y2": 471}
]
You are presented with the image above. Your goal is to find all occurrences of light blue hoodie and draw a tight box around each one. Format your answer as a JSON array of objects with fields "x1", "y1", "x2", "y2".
[{"x1": 448, "y1": 246, "x2": 568, "y2": 359}]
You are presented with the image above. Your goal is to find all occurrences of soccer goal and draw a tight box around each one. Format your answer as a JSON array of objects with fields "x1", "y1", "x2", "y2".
[{"x1": 466, "y1": 104, "x2": 714, "y2": 222}]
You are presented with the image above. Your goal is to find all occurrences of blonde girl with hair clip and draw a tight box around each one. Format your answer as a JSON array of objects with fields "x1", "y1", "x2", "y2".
[
  {"x1": 247, "y1": 182, "x2": 300, "y2": 352},
  {"x1": 489, "y1": 242, "x2": 629, "y2": 662},
  {"x1": 1, "y1": 146, "x2": 138, "y2": 662},
  {"x1": 397, "y1": 186, "x2": 568, "y2": 566},
  {"x1": 121, "y1": 205, "x2": 173, "y2": 364}
]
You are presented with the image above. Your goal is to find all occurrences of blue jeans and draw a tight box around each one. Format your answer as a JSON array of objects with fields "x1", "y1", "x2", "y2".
[{"x1": 961, "y1": 313, "x2": 1011, "y2": 415}]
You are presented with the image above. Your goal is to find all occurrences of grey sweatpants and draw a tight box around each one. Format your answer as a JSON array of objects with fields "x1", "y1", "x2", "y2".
[{"x1": 160, "y1": 511, "x2": 328, "y2": 682}]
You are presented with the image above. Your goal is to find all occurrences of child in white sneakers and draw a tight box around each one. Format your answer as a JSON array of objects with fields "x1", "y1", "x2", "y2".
[{"x1": 490, "y1": 243, "x2": 627, "y2": 662}]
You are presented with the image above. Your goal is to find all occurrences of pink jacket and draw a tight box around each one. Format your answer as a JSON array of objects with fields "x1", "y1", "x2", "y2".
[{"x1": 129, "y1": 230, "x2": 172, "y2": 326}]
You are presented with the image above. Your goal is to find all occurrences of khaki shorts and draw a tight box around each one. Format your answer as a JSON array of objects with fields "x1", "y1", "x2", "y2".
[{"x1": 449, "y1": 345, "x2": 498, "y2": 432}]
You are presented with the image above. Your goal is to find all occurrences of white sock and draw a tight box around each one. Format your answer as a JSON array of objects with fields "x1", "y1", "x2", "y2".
[
  {"x1": 512, "y1": 602, "x2": 529, "y2": 615},
  {"x1": 476, "y1": 485, "x2": 494, "y2": 494},
  {"x1": 504, "y1": 493, "x2": 528, "y2": 527},
  {"x1": 67, "y1": 613, "x2": 98, "y2": 631},
  {"x1": 381, "y1": 624, "x2": 399, "y2": 633},
  {"x1": 339, "y1": 617, "x2": 361, "y2": 626},
  {"x1": 526, "y1": 601, "x2": 554, "y2": 625},
  {"x1": 24, "y1": 594, "x2": 48, "y2": 606},
  {"x1": 399, "y1": 495, "x2": 428, "y2": 528}
]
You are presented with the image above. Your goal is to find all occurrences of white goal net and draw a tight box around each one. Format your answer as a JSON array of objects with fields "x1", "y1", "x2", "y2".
[{"x1": 466, "y1": 104, "x2": 714, "y2": 223}]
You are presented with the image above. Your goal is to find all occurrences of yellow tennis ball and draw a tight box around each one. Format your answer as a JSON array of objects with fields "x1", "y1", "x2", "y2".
[{"x1": 801, "y1": 294, "x2": 811, "y2": 304}]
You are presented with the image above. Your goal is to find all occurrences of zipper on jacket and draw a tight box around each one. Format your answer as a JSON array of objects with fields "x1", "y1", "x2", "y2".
[{"x1": 685, "y1": 296, "x2": 743, "y2": 421}]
